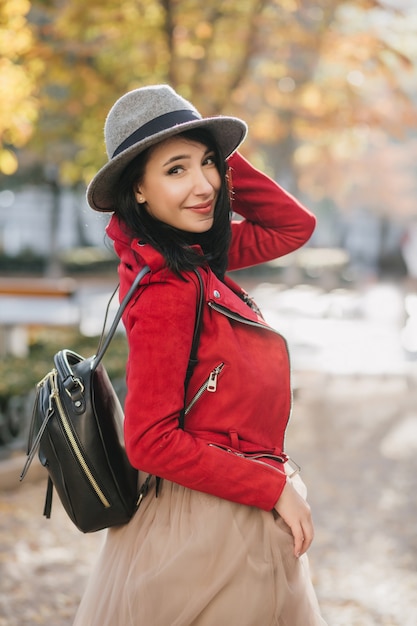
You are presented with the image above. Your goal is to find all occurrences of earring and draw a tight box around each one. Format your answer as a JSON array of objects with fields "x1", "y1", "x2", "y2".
[{"x1": 138, "y1": 196, "x2": 146, "y2": 203}]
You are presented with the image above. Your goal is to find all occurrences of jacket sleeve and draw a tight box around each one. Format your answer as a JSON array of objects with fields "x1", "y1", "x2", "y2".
[
  {"x1": 123, "y1": 273, "x2": 286, "y2": 512},
  {"x1": 227, "y1": 152, "x2": 316, "y2": 271}
]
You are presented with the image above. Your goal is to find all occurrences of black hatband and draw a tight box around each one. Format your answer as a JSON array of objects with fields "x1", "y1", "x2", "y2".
[{"x1": 112, "y1": 109, "x2": 201, "y2": 158}]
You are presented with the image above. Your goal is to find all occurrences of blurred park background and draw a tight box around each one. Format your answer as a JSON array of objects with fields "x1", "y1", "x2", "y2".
[{"x1": 1, "y1": 1, "x2": 417, "y2": 625}]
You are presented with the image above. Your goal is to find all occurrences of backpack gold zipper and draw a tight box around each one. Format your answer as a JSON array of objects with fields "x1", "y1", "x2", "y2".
[{"x1": 50, "y1": 369, "x2": 111, "y2": 508}]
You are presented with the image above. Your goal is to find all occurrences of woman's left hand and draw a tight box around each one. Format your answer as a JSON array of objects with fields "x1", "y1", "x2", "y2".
[{"x1": 273, "y1": 480, "x2": 314, "y2": 558}]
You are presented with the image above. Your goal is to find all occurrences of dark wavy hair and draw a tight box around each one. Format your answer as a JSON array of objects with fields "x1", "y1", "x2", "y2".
[{"x1": 114, "y1": 128, "x2": 232, "y2": 280}]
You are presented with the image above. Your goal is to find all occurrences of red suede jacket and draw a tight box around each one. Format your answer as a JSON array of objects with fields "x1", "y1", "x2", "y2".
[{"x1": 107, "y1": 152, "x2": 316, "y2": 511}]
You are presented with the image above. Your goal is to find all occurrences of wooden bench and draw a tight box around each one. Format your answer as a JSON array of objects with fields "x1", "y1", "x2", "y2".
[
  {"x1": 0, "y1": 277, "x2": 78, "y2": 357},
  {"x1": 0, "y1": 277, "x2": 76, "y2": 298}
]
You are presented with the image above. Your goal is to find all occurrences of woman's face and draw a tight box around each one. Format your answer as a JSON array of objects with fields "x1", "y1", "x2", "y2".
[{"x1": 134, "y1": 136, "x2": 221, "y2": 233}]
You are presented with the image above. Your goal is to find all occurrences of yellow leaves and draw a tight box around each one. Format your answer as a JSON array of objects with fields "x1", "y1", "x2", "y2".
[
  {"x1": 0, "y1": 24, "x2": 32, "y2": 57},
  {"x1": 0, "y1": 0, "x2": 414, "y2": 194},
  {"x1": 0, "y1": 0, "x2": 31, "y2": 21},
  {"x1": 0, "y1": 72, "x2": 36, "y2": 147},
  {"x1": 195, "y1": 21, "x2": 213, "y2": 40},
  {"x1": 60, "y1": 160, "x2": 85, "y2": 187},
  {"x1": 173, "y1": 19, "x2": 213, "y2": 60},
  {"x1": 299, "y1": 84, "x2": 324, "y2": 115},
  {"x1": 0, "y1": 149, "x2": 18, "y2": 175},
  {"x1": 251, "y1": 110, "x2": 288, "y2": 144},
  {"x1": 176, "y1": 39, "x2": 206, "y2": 60},
  {"x1": 0, "y1": 0, "x2": 33, "y2": 57},
  {"x1": 268, "y1": 0, "x2": 298, "y2": 12},
  {"x1": 0, "y1": 0, "x2": 43, "y2": 171}
]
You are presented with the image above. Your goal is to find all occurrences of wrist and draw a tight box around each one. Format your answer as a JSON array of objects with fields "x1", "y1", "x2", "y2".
[{"x1": 273, "y1": 477, "x2": 290, "y2": 511}]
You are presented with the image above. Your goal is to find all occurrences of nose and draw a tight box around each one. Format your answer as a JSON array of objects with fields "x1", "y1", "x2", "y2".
[{"x1": 192, "y1": 166, "x2": 214, "y2": 196}]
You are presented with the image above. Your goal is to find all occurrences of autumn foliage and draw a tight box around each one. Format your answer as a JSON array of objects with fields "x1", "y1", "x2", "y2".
[{"x1": 1, "y1": 0, "x2": 416, "y2": 214}]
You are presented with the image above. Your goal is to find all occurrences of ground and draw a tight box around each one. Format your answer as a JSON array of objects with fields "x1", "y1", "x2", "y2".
[{"x1": 1, "y1": 370, "x2": 417, "y2": 625}]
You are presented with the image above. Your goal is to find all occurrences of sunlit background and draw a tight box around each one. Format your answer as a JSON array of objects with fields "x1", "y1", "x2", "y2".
[{"x1": 1, "y1": 1, "x2": 417, "y2": 625}]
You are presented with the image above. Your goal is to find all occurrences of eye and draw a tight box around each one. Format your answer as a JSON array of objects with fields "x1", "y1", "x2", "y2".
[
  {"x1": 203, "y1": 153, "x2": 217, "y2": 166},
  {"x1": 167, "y1": 165, "x2": 184, "y2": 175}
]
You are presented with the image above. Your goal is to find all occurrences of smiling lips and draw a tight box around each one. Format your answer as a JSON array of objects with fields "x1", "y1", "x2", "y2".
[{"x1": 187, "y1": 201, "x2": 214, "y2": 214}]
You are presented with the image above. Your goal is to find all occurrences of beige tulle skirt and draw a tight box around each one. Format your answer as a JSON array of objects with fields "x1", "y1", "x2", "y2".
[{"x1": 73, "y1": 472, "x2": 326, "y2": 626}]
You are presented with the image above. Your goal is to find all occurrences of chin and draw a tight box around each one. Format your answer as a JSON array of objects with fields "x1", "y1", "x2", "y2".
[{"x1": 193, "y1": 219, "x2": 214, "y2": 233}]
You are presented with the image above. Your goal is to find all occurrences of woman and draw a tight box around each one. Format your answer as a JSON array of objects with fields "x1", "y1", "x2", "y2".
[{"x1": 74, "y1": 85, "x2": 326, "y2": 625}]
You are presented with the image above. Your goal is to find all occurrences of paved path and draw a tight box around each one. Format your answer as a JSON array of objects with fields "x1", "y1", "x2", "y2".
[
  {"x1": 1, "y1": 370, "x2": 417, "y2": 625},
  {"x1": 293, "y1": 372, "x2": 417, "y2": 626}
]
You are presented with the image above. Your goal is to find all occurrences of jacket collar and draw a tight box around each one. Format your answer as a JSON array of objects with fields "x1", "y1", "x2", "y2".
[
  {"x1": 107, "y1": 214, "x2": 205, "y2": 273},
  {"x1": 205, "y1": 269, "x2": 268, "y2": 326},
  {"x1": 107, "y1": 215, "x2": 267, "y2": 326}
]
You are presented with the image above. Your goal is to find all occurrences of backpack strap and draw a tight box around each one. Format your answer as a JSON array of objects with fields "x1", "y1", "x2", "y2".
[
  {"x1": 93, "y1": 265, "x2": 151, "y2": 369},
  {"x1": 43, "y1": 476, "x2": 54, "y2": 519}
]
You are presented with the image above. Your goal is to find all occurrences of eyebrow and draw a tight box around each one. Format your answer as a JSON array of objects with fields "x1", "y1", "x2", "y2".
[
  {"x1": 163, "y1": 154, "x2": 190, "y2": 166},
  {"x1": 162, "y1": 147, "x2": 212, "y2": 167}
]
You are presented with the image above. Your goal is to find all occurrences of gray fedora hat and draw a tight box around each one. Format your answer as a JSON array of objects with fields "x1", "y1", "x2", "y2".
[{"x1": 87, "y1": 85, "x2": 248, "y2": 212}]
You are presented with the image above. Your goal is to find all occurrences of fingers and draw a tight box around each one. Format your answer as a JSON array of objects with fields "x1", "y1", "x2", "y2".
[
  {"x1": 292, "y1": 516, "x2": 314, "y2": 558},
  {"x1": 273, "y1": 480, "x2": 315, "y2": 558},
  {"x1": 292, "y1": 524, "x2": 305, "y2": 558}
]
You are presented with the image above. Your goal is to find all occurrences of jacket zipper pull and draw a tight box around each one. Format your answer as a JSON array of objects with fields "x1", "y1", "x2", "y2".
[{"x1": 207, "y1": 364, "x2": 223, "y2": 392}]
